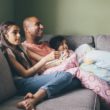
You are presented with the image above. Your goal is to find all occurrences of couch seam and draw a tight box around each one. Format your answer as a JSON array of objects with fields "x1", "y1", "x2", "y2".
[{"x1": 93, "y1": 94, "x2": 98, "y2": 110}]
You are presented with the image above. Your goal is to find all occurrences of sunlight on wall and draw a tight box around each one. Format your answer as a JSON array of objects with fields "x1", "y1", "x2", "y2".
[{"x1": 15, "y1": 0, "x2": 110, "y2": 35}]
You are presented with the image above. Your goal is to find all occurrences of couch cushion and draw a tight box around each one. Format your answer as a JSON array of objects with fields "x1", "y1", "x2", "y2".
[
  {"x1": 0, "y1": 89, "x2": 100, "y2": 110},
  {"x1": 94, "y1": 35, "x2": 110, "y2": 51},
  {"x1": 0, "y1": 96, "x2": 23, "y2": 110},
  {"x1": 37, "y1": 89, "x2": 100, "y2": 110},
  {"x1": 0, "y1": 49, "x2": 17, "y2": 103}
]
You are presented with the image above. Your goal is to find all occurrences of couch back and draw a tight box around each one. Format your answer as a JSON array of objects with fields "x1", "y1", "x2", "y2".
[
  {"x1": 94, "y1": 35, "x2": 110, "y2": 52},
  {"x1": 0, "y1": 49, "x2": 17, "y2": 103},
  {"x1": 40, "y1": 35, "x2": 94, "y2": 50},
  {"x1": 41, "y1": 34, "x2": 110, "y2": 52}
]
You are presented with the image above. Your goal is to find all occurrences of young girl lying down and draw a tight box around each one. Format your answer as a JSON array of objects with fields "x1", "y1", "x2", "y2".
[{"x1": 42, "y1": 35, "x2": 78, "y2": 75}]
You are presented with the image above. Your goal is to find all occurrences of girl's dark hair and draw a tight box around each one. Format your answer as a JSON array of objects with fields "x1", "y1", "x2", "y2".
[{"x1": 49, "y1": 35, "x2": 66, "y2": 50}]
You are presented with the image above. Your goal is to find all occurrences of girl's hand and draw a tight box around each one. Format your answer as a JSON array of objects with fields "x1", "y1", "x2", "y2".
[
  {"x1": 60, "y1": 50, "x2": 69, "y2": 59},
  {"x1": 43, "y1": 51, "x2": 60, "y2": 62},
  {"x1": 63, "y1": 49, "x2": 69, "y2": 57}
]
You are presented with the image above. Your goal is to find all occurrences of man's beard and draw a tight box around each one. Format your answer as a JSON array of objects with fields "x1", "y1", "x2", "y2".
[{"x1": 34, "y1": 37, "x2": 42, "y2": 44}]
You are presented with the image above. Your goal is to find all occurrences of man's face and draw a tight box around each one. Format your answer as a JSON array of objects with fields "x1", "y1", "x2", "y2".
[{"x1": 27, "y1": 17, "x2": 44, "y2": 38}]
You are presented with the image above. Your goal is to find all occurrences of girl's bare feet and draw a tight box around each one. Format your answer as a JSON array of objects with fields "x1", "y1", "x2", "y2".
[
  {"x1": 17, "y1": 98, "x2": 36, "y2": 110},
  {"x1": 24, "y1": 92, "x2": 34, "y2": 99},
  {"x1": 17, "y1": 89, "x2": 46, "y2": 110}
]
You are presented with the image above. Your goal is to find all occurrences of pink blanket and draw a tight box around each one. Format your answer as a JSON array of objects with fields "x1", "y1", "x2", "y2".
[{"x1": 43, "y1": 52, "x2": 110, "y2": 107}]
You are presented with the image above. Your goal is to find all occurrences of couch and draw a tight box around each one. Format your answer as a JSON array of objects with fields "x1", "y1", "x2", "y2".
[{"x1": 0, "y1": 34, "x2": 110, "y2": 110}]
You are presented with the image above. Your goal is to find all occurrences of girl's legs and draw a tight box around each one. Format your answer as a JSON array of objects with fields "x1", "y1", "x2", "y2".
[
  {"x1": 17, "y1": 71, "x2": 74, "y2": 95},
  {"x1": 17, "y1": 71, "x2": 75, "y2": 110}
]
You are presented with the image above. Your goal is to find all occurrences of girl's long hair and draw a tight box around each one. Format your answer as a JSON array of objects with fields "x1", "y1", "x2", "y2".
[{"x1": 0, "y1": 21, "x2": 32, "y2": 69}]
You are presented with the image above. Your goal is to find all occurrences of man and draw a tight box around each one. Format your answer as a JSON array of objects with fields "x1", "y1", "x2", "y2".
[
  {"x1": 20, "y1": 17, "x2": 81, "y2": 110},
  {"x1": 22, "y1": 16, "x2": 53, "y2": 63}
]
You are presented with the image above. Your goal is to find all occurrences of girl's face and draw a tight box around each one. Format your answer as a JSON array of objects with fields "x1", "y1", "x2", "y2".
[
  {"x1": 58, "y1": 40, "x2": 69, "y2": 52},
  {"x1": 5, "y1": 25, "x2": 20, "y2": 45}
]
